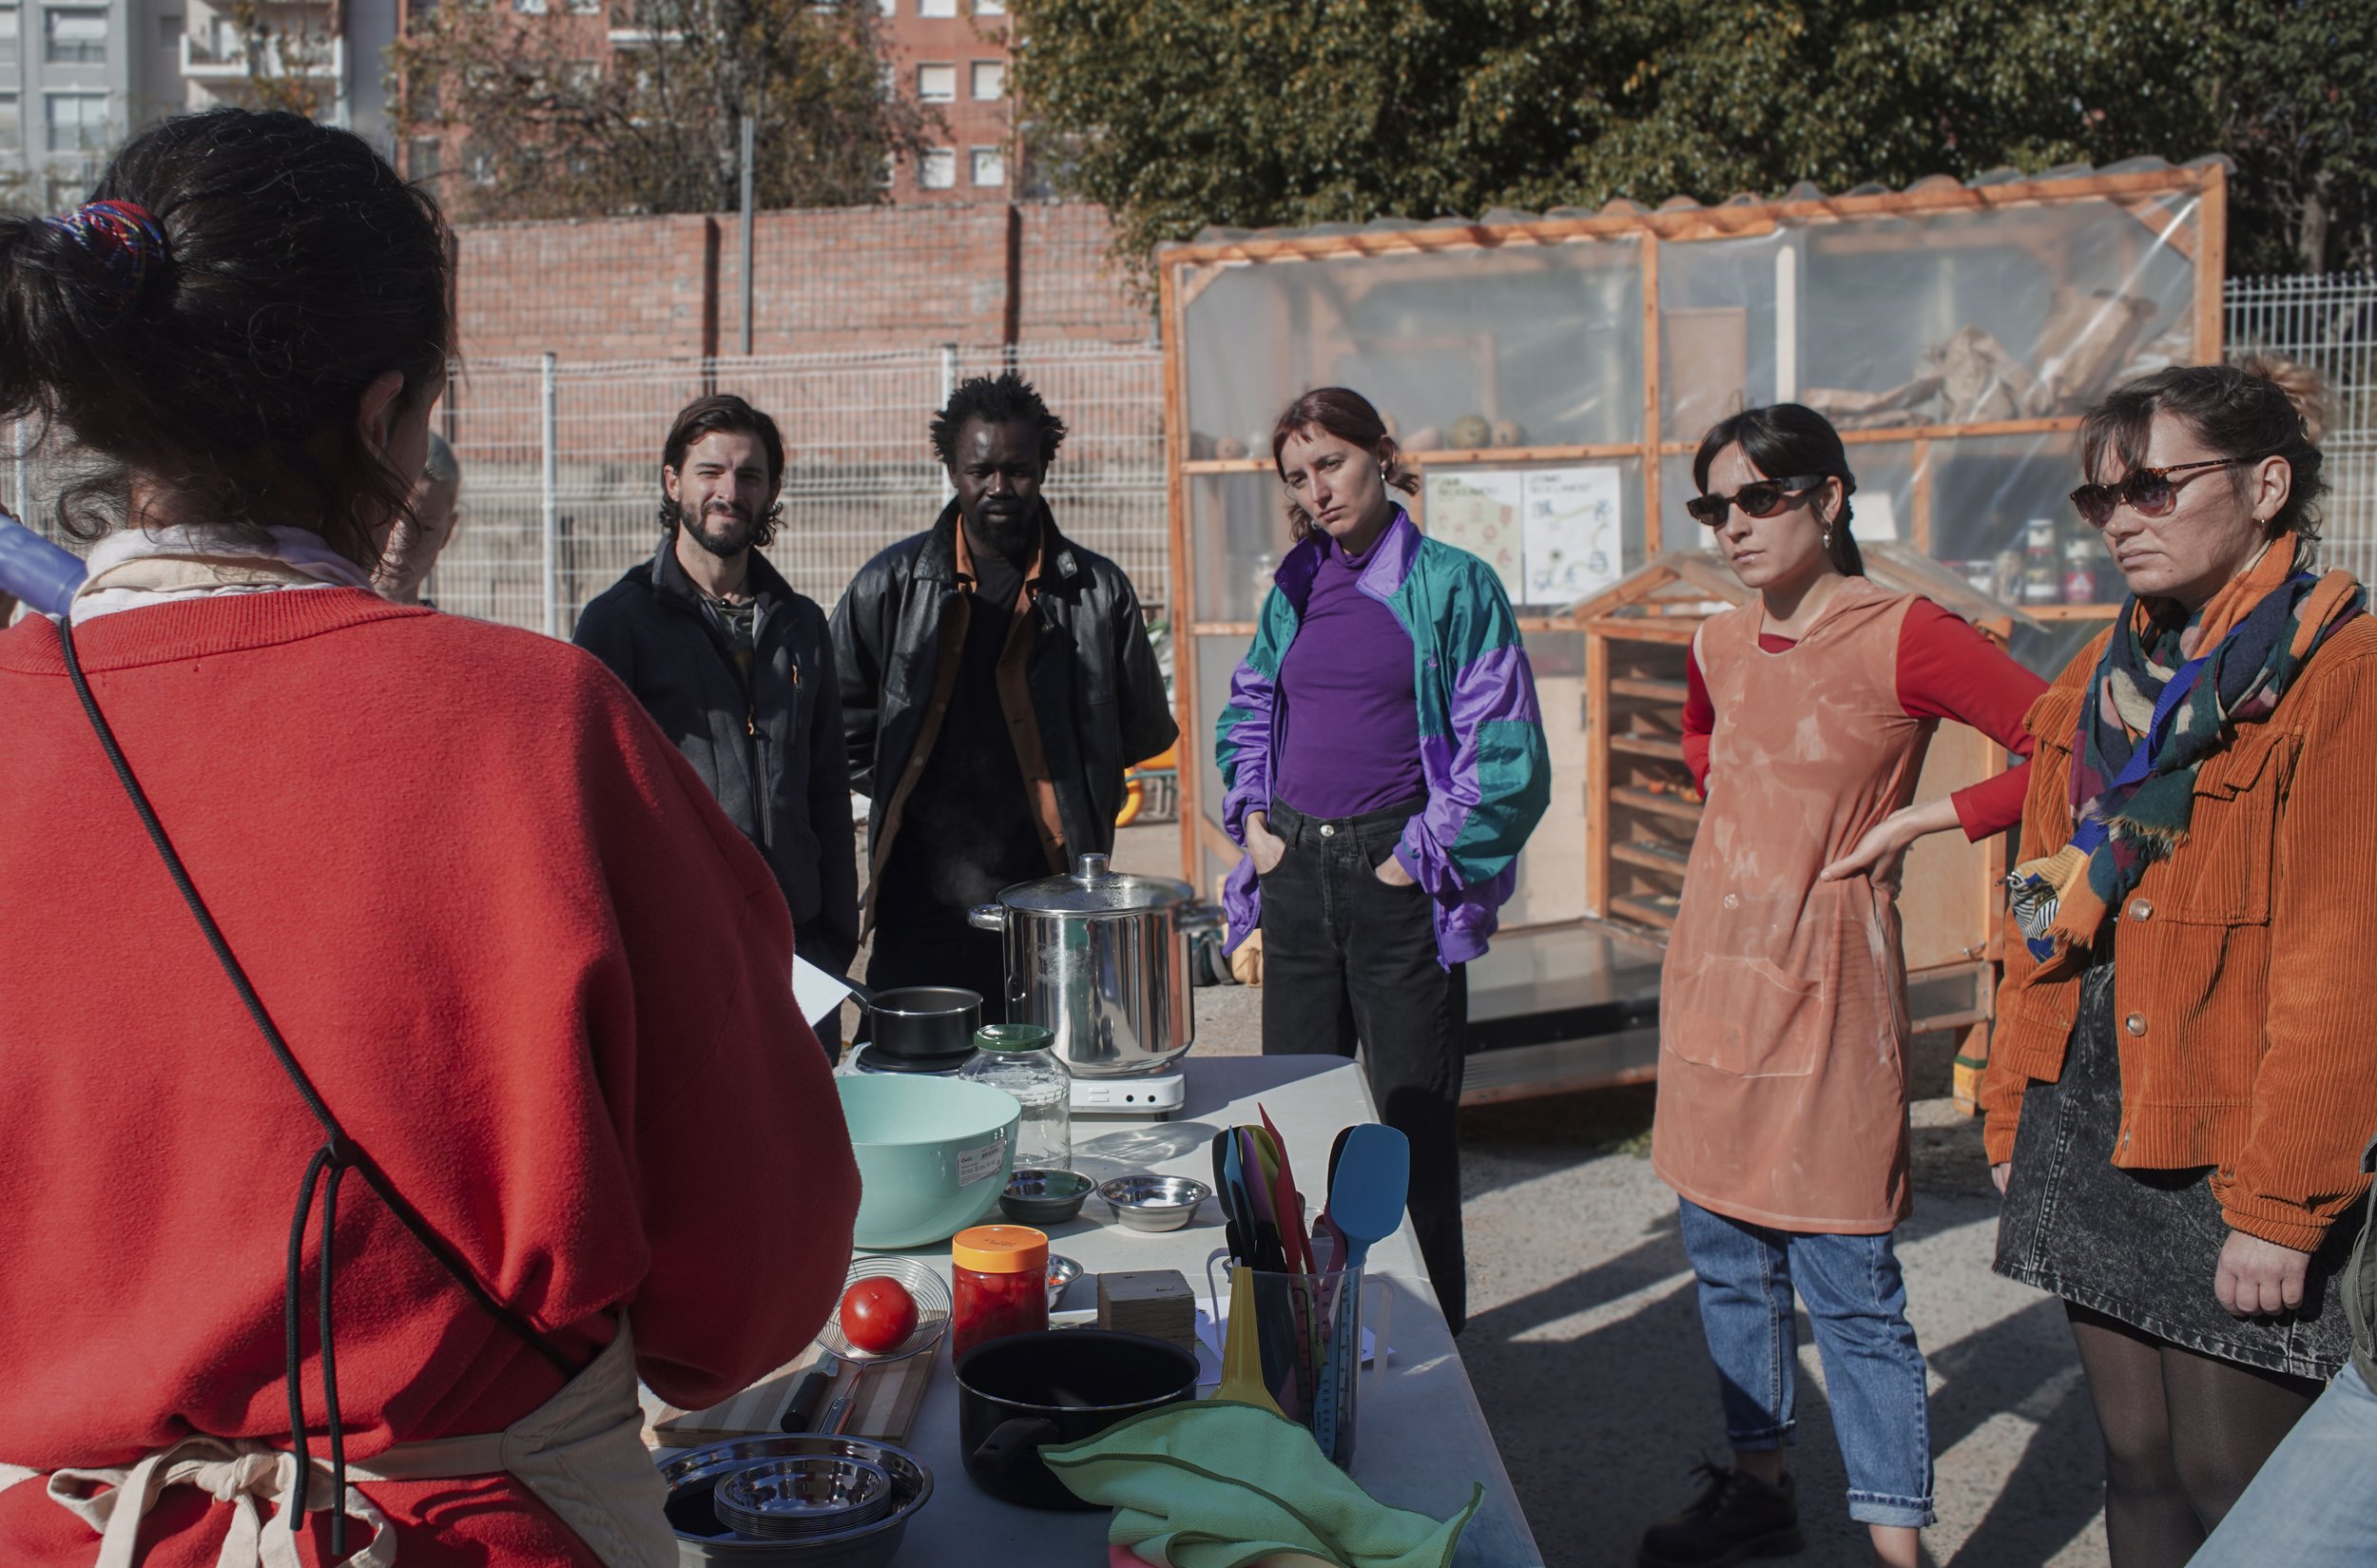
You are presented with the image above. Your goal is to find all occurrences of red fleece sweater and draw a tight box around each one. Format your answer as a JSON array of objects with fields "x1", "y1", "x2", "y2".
[{"x1": 0, "y1": 590, "x2": 860, "y2": 1567}]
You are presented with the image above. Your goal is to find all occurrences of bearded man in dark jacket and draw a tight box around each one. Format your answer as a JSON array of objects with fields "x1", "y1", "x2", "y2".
[
  {"x1": 832, "y1": 373, "x2": 1175, "y2": 1021},
  {"x1": 576, "y1": 395, "x2": 860, "y2": 1052}
]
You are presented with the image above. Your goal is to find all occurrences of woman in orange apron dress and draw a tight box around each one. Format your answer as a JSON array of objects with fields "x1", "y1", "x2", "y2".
[{"x1": 1635, "y1": 406, "x2": 2043, "y2": 1568}]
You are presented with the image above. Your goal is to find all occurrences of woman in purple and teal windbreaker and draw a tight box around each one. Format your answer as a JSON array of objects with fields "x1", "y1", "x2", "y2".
[{"x1": 1215, "y1": 386, "x2": 1550, "y2": 1333}]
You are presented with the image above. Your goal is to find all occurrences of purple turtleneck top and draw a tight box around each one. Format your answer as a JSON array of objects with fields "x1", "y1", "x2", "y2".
[{"x1": 1273, "y1": 531, "x2": 1425, "y2": 819}]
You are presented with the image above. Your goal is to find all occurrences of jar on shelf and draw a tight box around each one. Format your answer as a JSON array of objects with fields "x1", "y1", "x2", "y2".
[
  {"x1": 959, "y1": 1023, "x2": 1072, "y2": 1174},
  {"x1": 952, "y1": 1224, "x2": 1050, "y2": 1357}
]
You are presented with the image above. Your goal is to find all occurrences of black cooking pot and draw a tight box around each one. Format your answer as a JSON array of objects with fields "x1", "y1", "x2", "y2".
[
  {"x1": 854, "y1": 985, "x2": 982, "y2": 1062},
  {"x1": 956, "y1": 1330, "x2": 1199, "y2": 1510}
]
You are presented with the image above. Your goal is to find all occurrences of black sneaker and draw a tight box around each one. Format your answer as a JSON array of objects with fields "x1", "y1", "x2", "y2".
[{"x1": 1637, "y1": 1462, "x2": 1805, "y2": 1568}]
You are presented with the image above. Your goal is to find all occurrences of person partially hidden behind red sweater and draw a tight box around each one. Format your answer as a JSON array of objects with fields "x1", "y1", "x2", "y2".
[{"x1": 0, "y1": 111, "x2": 860, "y2": 1567}]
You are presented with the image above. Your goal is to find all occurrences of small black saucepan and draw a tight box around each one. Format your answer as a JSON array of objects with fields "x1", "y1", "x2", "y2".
[
  {"x1": 956, "y1": 1330, "x2": 1199, "y2": 1510},
  {"x1": 852, "y1": 984, "x2": 982, "y2": 1062}
]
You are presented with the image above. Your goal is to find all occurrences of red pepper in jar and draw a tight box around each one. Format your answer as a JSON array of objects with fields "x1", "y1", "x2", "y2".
[{"x1": 952, "y1": 1224, "x2": 1050, "y2": 1357}]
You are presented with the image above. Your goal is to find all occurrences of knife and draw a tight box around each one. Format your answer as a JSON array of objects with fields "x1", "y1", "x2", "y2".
[{"x1": 780, "y1": 1350, "x2": 836, "y2": 1432}]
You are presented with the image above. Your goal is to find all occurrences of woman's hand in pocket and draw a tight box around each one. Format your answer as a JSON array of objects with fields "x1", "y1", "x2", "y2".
[
  {"x1": 1246, "y1": 812, "x2": 1287, "y2": 876},
  {"x1": 1374, "y1": 853, "x2": 1416, "y2": 888}
]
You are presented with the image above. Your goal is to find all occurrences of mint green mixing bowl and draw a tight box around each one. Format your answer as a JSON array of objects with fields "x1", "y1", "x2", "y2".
[{"x1": 839, "y1": 1074, "x2": 1021, "y2": 1249}]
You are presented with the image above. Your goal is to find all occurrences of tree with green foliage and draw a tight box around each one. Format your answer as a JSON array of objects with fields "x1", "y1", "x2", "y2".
[
  {"x1": 1011, "y1": 0, "x2": 2369, "y2": 277},
  {"x1": 2211, "y1": 0, "x2": 2376, "y2": 274},
  {"x1": 390, "y1": 0, "x2": 934, "y2": 221}
]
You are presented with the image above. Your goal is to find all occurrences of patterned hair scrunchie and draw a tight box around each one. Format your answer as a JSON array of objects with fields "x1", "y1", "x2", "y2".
[{"x1": 43, "y1": 200, "x2": 168, "y2": 319}]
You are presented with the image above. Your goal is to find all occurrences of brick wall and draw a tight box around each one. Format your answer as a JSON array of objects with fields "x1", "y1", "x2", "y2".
[{"x1": 454, "y1": 200, "x2": 1150, "y2": 363}]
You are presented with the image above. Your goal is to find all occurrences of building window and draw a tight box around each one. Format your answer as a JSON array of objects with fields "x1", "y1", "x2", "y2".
[
  {"x1": 918, "y1": 0, "x2": 952, "y2": 15},
  {"x1": 0, "y1": 6, "x2": 16, "y2": 68},
  {"x1": 0, "y1": 93, "x2": 18, "y2": 153},
  {"x1": 918, "y1": 147, "x2": 955, "y2": 189},
  {"x1": 465, "y1": 147, "x2": 496, "y2": 185},
  {"x1": 974, "y1": 0, "x2": 1003, "y2": 12},
  {"x1": 45, "y1": 8, "x2": 106, "y2": 65},
  {"x1": 46, "y1": 91, "x2": 108, "y2": 152},
  {"x1": 970, "y1": 59, "x2": 1003, "y2": 100},
  {"x1": 969, "y1": 145, "x2": 1003, "y2": 187},
  {"x1": 915, "y1": 63, "x2": 955, "y2": 102},
  {"x1": 566, "y1": 0, "x2": 601, "y2": 12},
  {"x1": 407, "y1": 137, "x2": 441, "y2": 182},
  {"x1": 513, "y1": 0, "x2": 548, "y2": 12},
  {"x1": 875, "y1": 60, "x2": 893, "y2": 100},
  {"x1": 156, "y1": 11, "x2": 182, "y2": 47},
  {"x1": 875, "y1": 0, "x2": 892, "y2": 11}
]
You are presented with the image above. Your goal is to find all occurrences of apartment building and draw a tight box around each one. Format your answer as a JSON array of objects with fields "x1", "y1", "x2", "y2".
[
  {"x1": 0, "y1": 0, "x2": 183, "y2": 208},
  {"x1": 177, "y1": 0, "x2": 395, "y2": 145},
  {"x1": 875, "y1": 0, "x2": 1015, "y2": 203}
]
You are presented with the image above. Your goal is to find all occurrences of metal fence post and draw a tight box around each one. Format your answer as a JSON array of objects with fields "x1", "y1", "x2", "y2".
[
  {"x1": 540, "y1": 351, "x2": 559, "y2": 638},
  {"x1": 740, "y1": 116, "x2": 757, "y2": 358},
  {"x1": 938, "y1": 342, "x2": 958, "y2": 505}
]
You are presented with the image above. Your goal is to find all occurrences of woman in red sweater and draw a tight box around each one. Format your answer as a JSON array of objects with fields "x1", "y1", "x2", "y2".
[
  {"x1": 1641, "y1": 404, "x2": 2044, "y2": 1568},
  {"x1": 0, "y1": 111, "x2": 860, "y2": 1567}
]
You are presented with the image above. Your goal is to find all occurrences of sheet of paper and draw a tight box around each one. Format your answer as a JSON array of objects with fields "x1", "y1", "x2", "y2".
[
  {"x1": 1857, "y1": 489, "x2": 1900, "y2": 542},
  {"x1": 1420, "y1": 470, "x2": 1523, "y2": 601},
  {"x1": 792, "y1": 954, "x2": 858, "y2": 1027},
  {"x1": 1520, "y1": 465, "x2": 1625, "y2": 606}
]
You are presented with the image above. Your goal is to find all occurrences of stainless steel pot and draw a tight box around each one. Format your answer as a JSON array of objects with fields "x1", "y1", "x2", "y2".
[{"x1": 968, "y1": 853, "x2": 1222, "y2": 1078}]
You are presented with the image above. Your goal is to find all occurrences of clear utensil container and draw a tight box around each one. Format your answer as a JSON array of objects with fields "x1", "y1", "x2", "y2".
[{"x1": 960, "y1": 1024, "x2": 1072, "y2": 1173}]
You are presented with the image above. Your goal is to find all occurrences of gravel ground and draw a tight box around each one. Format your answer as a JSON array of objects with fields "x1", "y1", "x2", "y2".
[{"x1": 1107, "y1": 824, "x2": 2114, "y2": 1568}]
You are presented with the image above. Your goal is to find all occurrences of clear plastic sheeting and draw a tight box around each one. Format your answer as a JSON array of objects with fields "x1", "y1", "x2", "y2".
[
  {"x1": 1796, "y1": 198, "x2": 2201, "y2": 430},
  {"x1": 1183, "y1": 237, "x2": 1644, "y2": 457}
]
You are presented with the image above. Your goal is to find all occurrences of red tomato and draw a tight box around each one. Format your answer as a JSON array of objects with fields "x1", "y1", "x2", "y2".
[{"x1": 840, "y1": 1276, "x2": 918, "y2": 1354}]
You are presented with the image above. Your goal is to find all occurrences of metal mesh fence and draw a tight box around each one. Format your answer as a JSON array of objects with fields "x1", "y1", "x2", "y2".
[
  {"x1": 11, "y1": 277, "x2": 2375, "y2": 627},
  {"x1": 2226, "y1": 272, "x2": 2377, "y2": 582},
  {"x1": 2, "y1": 339, "x2": 1167, "y2": 635},
  {"x1": 429, "y1": 340, "x2": 1168, "y2": 635}
]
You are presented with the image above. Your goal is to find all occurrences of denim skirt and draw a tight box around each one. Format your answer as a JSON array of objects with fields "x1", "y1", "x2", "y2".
[{"x1": 1993, "y1": 948, "x2": 2355, "y2": 1380}]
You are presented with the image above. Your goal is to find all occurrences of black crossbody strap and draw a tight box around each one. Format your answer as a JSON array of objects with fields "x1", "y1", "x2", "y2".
[{"x1": 56, "y1": 617, "x2": 584, "y2": 1554}]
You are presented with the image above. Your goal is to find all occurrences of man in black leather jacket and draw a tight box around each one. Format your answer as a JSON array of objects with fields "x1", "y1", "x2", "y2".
[
  {"x1": 576, "y1": 395, "x2": 860, "y2": 1053},
  {"x1": 833, "y1": 373, "x2": 1174, "y2": 1020}
]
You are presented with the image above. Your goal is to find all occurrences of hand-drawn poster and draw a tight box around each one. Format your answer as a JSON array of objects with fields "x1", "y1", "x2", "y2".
[
  {"x1": 1421, "y1": 470, "x2": 1524, "y2": 601},
  {"x1": 1521, "y1": 466, "x2": 1624, "y2": 605}
]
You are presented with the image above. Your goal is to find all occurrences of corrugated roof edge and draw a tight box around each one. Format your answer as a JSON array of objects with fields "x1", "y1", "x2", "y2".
[{"x1": 1166, "y1": 154, "x2": 2233, "y2": 251}]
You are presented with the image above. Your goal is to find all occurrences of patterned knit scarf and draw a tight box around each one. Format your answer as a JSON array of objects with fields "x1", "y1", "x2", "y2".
[{"x1": 2007, "y1": 532, "x2": 2363, "y2": 972}]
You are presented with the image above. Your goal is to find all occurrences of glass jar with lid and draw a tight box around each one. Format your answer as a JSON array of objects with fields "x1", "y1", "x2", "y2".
[
  {"x1": 951, "y1": 1223, "x2": 1050, "y2": 1356},
  {"x1": 959, "y1": 1023, "x2": 1072, "y2": 1174}
]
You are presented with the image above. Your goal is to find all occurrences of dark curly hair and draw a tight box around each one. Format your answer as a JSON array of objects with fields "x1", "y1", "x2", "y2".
[
  {"x1": 659, "y1": 393, "x2": 785, "y2": 550},
  {"x1": 929, "y1": 371, "x2": 1068, "y2": 469},
  {"x1": 0, "y1": 108, "x2": 451, "y2": 567}
]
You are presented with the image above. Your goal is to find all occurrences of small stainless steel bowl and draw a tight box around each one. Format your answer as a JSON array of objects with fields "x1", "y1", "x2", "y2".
[
  {"x1": 1044, "y1": 1252, "x2": 1082, "y2": 1311},
  {"x1": 715, "y1": 1457, "x2": 895, "y2": 1539},
  {"x1": 1098, "y1": 1174, "x2": 1211, "y2": 1233},
  {"x1": 661, "y1": 1434, "x2": 933, "y2": 1565},
  {"x1": 1001, "y1": 1169, "x2": 1093, "y2": 1226}
]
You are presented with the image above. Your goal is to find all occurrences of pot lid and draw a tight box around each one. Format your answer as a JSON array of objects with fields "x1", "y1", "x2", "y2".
[{"x1": 994, "y1": 853, "x2": 1196, "y2": 915}]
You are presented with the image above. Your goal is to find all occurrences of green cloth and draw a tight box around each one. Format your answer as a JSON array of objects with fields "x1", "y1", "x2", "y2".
[{"x1": 1042, "y1": 1401, "x2": 1482, "y2": 1568}]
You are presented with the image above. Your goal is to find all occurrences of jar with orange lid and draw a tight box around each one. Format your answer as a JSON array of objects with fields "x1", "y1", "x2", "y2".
[{"x1": 952, "y1": 1224, "x2": 1050, "y2": 1356}]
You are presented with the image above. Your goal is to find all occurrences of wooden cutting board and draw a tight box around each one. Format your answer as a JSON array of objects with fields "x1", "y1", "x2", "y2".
[{"x1": 644, "y1": 1340, "x2": 934, "y2": 1447}]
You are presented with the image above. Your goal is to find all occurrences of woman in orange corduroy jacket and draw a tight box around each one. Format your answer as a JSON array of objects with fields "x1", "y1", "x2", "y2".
[{"x1": 1983, "y1": 361, "x2": 2377, "y2": 1568}]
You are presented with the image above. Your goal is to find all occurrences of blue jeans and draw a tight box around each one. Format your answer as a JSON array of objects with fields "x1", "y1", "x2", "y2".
[
  {"x1": 2187, "y1": 1360, "x2": 2377, "y2": 1567},
  {"x1": 1677, "y1": 1197, "x2": 1936, "y2": 1529}
]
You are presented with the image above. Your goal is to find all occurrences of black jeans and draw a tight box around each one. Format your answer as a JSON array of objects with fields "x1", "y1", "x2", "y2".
[{"x1": 1257, "y1": 794, "x2": 1468, "y2": 1334}]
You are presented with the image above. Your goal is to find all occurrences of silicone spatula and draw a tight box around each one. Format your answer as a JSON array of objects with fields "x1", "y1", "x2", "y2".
[{"x1": 1216, "y1": 1265, "x2": 1286, "y2": 1417}]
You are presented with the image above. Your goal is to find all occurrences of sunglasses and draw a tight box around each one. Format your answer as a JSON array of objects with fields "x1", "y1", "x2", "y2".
[
  {"x1": 1685, "y1": 475, "x2": 1828, "y2": 529},
  {"x1": 2068, "y1": 455, "x2": 2265, "y2": 530}
]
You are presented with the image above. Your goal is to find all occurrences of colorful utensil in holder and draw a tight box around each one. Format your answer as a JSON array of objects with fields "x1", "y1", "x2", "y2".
[{"x1": 1204, "y1": 1249, "x2": 1377, "y2": 1470}]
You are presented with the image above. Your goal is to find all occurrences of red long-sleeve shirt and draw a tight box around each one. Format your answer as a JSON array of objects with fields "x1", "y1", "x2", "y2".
[
  {"x1": 0, "y1": 591, "x2": 860, "y2": 1567},
  {"x1": 1684, "y1": 597, "x2": 2043, "y2": 838}
]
